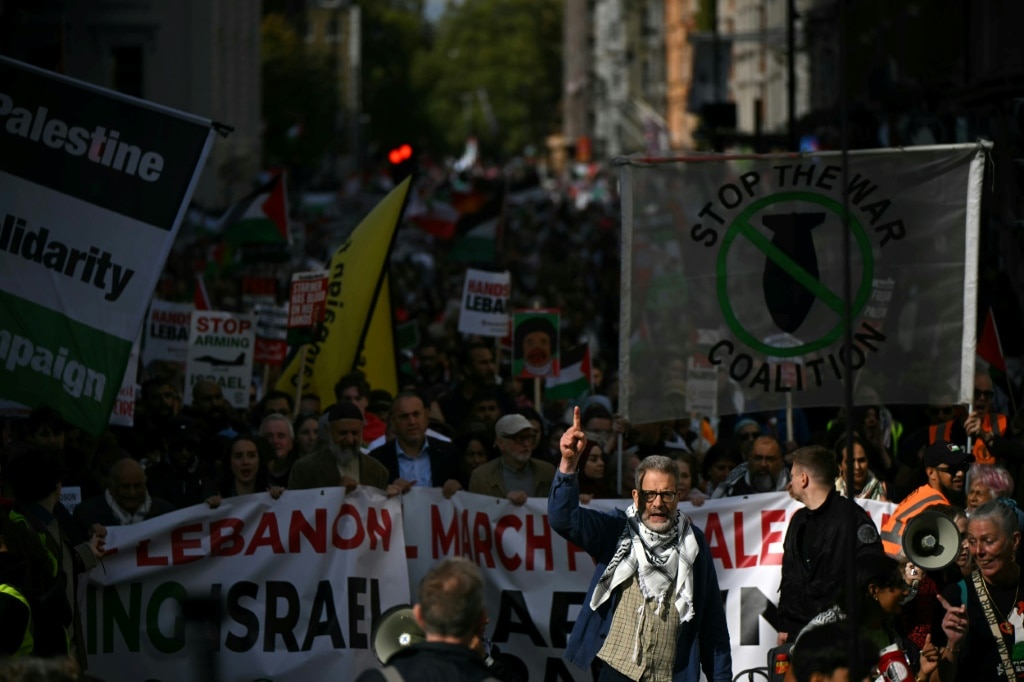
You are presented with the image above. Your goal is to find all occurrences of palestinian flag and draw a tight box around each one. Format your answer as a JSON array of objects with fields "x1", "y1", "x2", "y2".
[
  {"x1": 978, "y1": 307, "x2": 1006, "y2": 372},
  {"x1": 219, "y1": 172, "x2": 291, "y2": 247},
  {"x1": 194, "y1": 274, "x2": 212, "y2": 311},
  {"x1": 406, "y1": 191, "x2": 459, "y2": 240},
  {"x1": 545, "y1": 344, "x2": 591, "y2": 401},
  {"x1": 449, "y1": 216, "x2": 497, "y2": 263}
]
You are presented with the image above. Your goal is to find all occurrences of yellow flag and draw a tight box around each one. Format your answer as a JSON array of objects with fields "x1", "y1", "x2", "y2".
[
  {"x1": 355, "y1": 274, "x2": 398, "y2": 395},
  {"x1": 275, "y1": 177, "x2": 411, "y2": 405}
]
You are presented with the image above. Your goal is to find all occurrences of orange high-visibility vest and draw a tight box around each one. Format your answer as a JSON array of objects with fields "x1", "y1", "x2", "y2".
[
  {"x1": 880, "y1": 485, "x2": 949, "y2": 556},
  {"x1": 928, "y1": 413, "x2": 1007, "y2": 465}
]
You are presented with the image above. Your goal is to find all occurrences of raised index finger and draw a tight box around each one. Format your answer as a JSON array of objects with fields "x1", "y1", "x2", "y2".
[
  {"x1": 573, "y1": 405, "x2": 581, "y2": 430},
  {"x1": 936, "y1": 594, "x2": 958, "y2": 612}
]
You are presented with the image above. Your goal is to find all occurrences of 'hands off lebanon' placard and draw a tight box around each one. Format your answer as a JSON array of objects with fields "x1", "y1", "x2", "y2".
[{"x1": 459, "y1": 268, "x2": 511, "y2": 337}]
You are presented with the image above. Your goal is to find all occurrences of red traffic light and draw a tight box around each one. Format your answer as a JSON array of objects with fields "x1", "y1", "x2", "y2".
[{"x1": 388, "y1": 144, "x2": 413, "y2": 165}]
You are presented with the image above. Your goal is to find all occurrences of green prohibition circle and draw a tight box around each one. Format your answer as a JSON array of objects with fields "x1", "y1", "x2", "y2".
[{"x1": 715, "y1": 191, "x2": 874, "y2": 357}]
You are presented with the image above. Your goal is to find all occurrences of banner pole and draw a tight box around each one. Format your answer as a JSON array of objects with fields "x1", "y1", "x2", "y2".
[{"x1": 785, "y1": 393, "x2": 793, "y2": 449}]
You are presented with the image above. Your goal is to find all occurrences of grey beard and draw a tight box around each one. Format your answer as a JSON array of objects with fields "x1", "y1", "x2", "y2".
[
  {"x1": 751, "y1": 472, "x2": 775, "y2": 493},
  {"x1": 328, "y1": 442, "x2": 357, "y2": 465}
]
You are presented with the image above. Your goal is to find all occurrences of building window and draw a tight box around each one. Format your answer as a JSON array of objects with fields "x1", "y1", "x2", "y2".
[{"x1": 111, "y1": 46, "x2": 144, "y2": 97}]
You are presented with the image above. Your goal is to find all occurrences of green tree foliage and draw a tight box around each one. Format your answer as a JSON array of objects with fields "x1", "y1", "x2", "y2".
[
  {"x1": 695, "y1": 0, "x2": 715, "y2": 31},
  {"x1": 360, "y1": 0, "x2": 433, "y2": 157},
  {"x1": 414, "y1": 0, "x2": 563, "y2": 159},
  {"x1": 262, "y1": 13, "x2": 336, "y2": 171}
]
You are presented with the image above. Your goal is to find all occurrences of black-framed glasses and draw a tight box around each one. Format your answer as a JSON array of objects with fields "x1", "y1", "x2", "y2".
[
  {"x1": 975, "y1": 389, "x2": 995, "y2": 400},
  {"x1": 936, "y1": 463, "x2": 970, "y2": 475},
  {"x1": 639, "y1": 490, "x2": 678, "y2": 503}
]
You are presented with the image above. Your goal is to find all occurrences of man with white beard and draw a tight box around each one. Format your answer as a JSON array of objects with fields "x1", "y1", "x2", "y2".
[
  {"x1": 549, "y1": 408, "x2": 732, "y2": 681},
  {"x1": 288, "y1": 402, "x2": 392, "y2": 493},
  {"x1": 711, "y1": 435, "x2": 790, "y2": 498}
]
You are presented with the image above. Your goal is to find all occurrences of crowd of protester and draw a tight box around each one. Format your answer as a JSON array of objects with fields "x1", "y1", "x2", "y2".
[{"x1": 3, "y1": 160, "x2": 1024, "y2": 679}]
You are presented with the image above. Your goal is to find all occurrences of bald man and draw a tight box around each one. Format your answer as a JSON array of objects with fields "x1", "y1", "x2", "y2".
[{"x1": 74, "y1": 458, "x2": 175, "y2": 528}]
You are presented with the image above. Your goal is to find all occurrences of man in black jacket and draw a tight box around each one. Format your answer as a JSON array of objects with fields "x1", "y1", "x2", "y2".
[
  {"x1": 776, "y1": 445, "x2": 884, "y2": 644},
  {"x1": 369, "y1": 391, "x2": 461, "y2": 497},
  {"x1": 74, "y1": 458, "x2": 174, "y2": 528},
  {"x1": 355, "y1": 557, "x2": 496, "y2": 682}
]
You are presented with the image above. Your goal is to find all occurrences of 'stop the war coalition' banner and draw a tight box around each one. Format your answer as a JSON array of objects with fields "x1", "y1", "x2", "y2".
[
  {"x1": 618, "y1": 143, "x2": 989, "y2": 425},
  {"x1": 0, "y1": 57, "x2": 215, "y2": 433}
]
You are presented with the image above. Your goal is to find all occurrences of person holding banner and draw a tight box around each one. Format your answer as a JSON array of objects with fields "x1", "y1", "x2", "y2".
[
  {"x1": 469, "y1": 414, "x2": 555, "y2": 505},
  {"x1": 205, "y1": 435, "x2": 284, "y2": 508},
  {"x1": 74, "y1": 458, "x2": 175, "y2": 527},
  {"x1": 549, "y1": 407, "x2": 732, "y2": 681},
  {"x1": 289, "y1": 402, "x2": 390, "y2": 492},
  {"x1": 371, "y1": 392, "x2": 462, "y2": 498}
]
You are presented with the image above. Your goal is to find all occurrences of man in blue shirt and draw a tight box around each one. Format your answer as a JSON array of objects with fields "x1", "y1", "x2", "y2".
[{"x1": 369, "y1": 391, "x2": 461, "y2": 497}]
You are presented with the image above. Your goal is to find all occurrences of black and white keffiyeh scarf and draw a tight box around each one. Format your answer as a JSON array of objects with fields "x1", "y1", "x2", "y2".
[{"x1": 590, "y1": 505, "x2": 699, "y2": 623}]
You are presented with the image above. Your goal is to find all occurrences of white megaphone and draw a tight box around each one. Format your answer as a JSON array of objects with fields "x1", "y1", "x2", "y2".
[
  {"x1": 370, "y1": 604, "x2": 425, "y2": 664},
  {"x1": 902, "y1": 510, "x2": 963, "y2": 571}
]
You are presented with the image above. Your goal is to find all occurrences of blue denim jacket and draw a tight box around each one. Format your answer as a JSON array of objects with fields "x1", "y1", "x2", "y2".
[{"x1": 547, "y1": 471, "x2": 733, "y2": 682}]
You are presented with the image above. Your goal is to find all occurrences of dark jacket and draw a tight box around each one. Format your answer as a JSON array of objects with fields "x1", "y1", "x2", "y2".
[
  {"x1": 355, "y1": 641, "x2": 494, "y2": 682},
  {"x1": 145, "y1": 458, "x2": 210, "y2": 510},
  {"x1": 369, "y1": 438, "x2": 459, "y2": 487},
  {"x1": 777, "y1": 489, "x2": 885, "y2": 634},
  {"x1": 547, "y1": 471, "x2": 732, "y2": 682},
  {"x1": 932, "y1": 570, "x2": 1024, "y2": 682},
  {"x1": 468, "y1": 457, "x2": 555, "y2": 499},
  {"x1": 72, "y1": 493, "x2": 175, "y2": 530},
  {"x1": 9, "y1": 503, "x2": 94, "y2": 668},
  {"x1": 0, "y1": 553, "x2": 32, "y2": 656},
  {"x1": 288, "y1": 450, "x2": 390, "y2": 491}
]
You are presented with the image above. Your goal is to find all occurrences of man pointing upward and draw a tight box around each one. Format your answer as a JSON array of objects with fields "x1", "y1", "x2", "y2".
[{"x1": 548, "y1": 407, "x2": 732, "y2": 681}]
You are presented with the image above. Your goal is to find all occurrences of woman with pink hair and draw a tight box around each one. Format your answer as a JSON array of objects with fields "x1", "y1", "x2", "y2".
[
  {"x1": 965, "y1": 462, "x2": 1015, "y2": 512},
  {"x1": 965, "y1": 462, "x2": 1024, "y2": 536}
]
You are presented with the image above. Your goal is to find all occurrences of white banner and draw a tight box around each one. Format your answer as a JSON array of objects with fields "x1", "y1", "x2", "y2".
[
  {"x1": 83, "y1": 489, "x2": 893, "y2": 681},
  {"x1": 185, "y1": 311, "x2": 256, "y2": 409},
  {"x1": 86, "y1": 488, "x2": 408, "y2": 682},
  {"x1": 619, "y1": 144, "x2": 988, "y2": 424},
  {"x1": 402, "y1": 489, "x2": 894, "y2": 681},
  {"x1": 143, "y1": 300, "x2": 193, "y2": 367},
  {"x1": 458, "y1": 268, "x2": 511, "y2": 337}
]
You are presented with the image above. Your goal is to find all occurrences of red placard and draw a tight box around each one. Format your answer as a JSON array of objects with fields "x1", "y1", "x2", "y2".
[{"x1": 287, "y1": 270, "x2": 329, "y2": 329}]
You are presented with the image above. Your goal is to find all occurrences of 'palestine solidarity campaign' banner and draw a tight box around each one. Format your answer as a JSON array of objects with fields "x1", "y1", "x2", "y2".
[
  {"x1": 0, "y1": 57, "x2": 215, "y2": 433},
  {"x1": 86, "y1": 488, "x2": 893, "y2": 681},
  {"x1": 618, "y1": 143, "x2": 989, "y2": 424}
]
